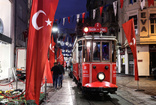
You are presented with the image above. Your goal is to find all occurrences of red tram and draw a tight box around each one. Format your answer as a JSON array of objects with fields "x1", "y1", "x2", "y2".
[{"x1": 72, "y1": 23, "x2": 118, "y2": 94}]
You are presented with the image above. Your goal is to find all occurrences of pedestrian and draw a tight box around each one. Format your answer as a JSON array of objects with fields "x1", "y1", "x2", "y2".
[
  {"x1": 51, "y1": 62, "x2": 61, "y2": 89},
  {"x1": 58, "y1": 62, "x2": 65, "y2": 88}
]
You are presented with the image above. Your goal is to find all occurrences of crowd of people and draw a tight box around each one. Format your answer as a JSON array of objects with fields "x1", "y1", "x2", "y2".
[{"x1": 51, "y1": 62, "x2": 65, "y2": 90}]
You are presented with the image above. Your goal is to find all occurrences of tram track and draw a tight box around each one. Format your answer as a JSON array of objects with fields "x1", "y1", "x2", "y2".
[{"x1": 84, "y1": 93, "x2": 134, "y2": 105}]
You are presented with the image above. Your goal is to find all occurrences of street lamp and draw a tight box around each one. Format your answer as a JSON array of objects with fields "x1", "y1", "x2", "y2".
[{"x1": 52, "y1": 27, "x2": 58, "y2": 33}]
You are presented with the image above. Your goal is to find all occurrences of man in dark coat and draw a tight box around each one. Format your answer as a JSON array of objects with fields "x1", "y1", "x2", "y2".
[
  {"x1": 58, "y1": 62, "x2": 65, "y2": 88},
  {"x1": 51, "y1": 62, "x2": 61, "y2": 89}
]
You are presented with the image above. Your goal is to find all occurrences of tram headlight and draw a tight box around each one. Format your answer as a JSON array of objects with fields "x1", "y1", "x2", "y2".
[{"x1": 97, "y1": 72, "x2": 105, "y2": 81}]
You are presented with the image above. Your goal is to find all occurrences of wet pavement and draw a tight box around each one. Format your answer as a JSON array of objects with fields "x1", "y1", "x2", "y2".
[
  {"x1": 0, "y1": 72, "x2": 156, "y2": 105},
  {"x1": 40, "y1": 72, "x2": 156, "y2": 105}
]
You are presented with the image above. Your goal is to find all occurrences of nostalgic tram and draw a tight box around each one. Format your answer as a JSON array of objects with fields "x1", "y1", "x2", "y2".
[{"x1": 72, "y1": 23, "x2": 118, "y2": 94}]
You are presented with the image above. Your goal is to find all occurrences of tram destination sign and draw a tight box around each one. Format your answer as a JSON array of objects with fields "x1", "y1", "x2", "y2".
[{"x1": 83, "y1": 23, "x2": 107, "y2": 33}]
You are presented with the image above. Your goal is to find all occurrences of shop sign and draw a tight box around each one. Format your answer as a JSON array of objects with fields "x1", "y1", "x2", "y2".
[{"x1": 140, "y1": 11, "x2": 148, "y2": 37}]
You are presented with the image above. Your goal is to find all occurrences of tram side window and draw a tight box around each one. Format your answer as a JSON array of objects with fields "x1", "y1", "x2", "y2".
[
  {"x1": 83, "y1": 42, "x2": 86, "y2": 62},
  {"x1": 86, "y1": 41, "x2": 91, "y2": 62},
  {"x1": 102, "y1": 42, "x2": 109, "y2": 61},
  {"x1": 93, "y1": 42, "x2": 100, "y2": 61}
]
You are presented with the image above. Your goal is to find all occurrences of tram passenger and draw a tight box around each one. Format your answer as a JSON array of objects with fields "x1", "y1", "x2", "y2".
[
  {"x1": 51, "y1": 62, "x2": 61, "y2": 89},
  {"x1": 93, "y1": 46, "x2": 100, "y2": 60},
  {"x1": 58, "y1": 62, "x2": 65, "y2": 88}
]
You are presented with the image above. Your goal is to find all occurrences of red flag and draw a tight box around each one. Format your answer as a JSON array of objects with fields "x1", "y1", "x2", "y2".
[
  {"x1": 25, "y1": 0, "x2": 59, "y2": 104},
  {"x1": 68, "y1": 16, "x2": 70, "y2": 23},
  {"x1": 148, "y1": 0, "x2": 154, "y2": 7},
  {"x1": 42, "y1": 59, "x2": 53, "y2": 84},
  {"x1": 82, "y1": 12, "x2": 85, "y2": 23},
  {"x1": 122, "y1": 19, "x2": 139, "y2": 81},
  {"x1": 49, "y1": 35, "x2": 55, "y2": 69},
  {"x1": 120, "y1": 0, "x2": 123, "y2": 8},
  {"x1": 100, "y1": 6, "x2": 103, "y2": 16},
  {"x1": 57, "y1": 48, "x2": 64, "y2": 65}
]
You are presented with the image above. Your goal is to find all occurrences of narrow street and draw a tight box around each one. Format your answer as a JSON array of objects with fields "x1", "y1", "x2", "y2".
[{"x1": 41, "y1": 72, "x2": 156, "y2": 105}]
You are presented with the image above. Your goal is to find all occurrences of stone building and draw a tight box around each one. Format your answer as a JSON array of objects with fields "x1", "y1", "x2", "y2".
[{"x1": 117, "y1": 0, "x2": 156, "y2": 76}]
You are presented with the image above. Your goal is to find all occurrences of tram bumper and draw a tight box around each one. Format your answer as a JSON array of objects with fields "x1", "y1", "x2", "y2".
[{"x1": 83, "y1": 81, "x2": 118, "y2": 94}]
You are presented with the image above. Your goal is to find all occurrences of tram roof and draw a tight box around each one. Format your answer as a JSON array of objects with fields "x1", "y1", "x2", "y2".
[{"x1": 73, "y1": 35, "x2": 117, "y2": 48}]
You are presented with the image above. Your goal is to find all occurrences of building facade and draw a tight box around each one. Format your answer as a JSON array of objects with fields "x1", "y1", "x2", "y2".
[
  {"x1": 0, "y1": 0, "x2": 14, "y2": 80},
  {"x1": 0, "y1": 0, "x2": 28, "y2": 80},
  {"x1": 118, "y1": 0, "x2": 156, "y2": 76},
  {"x1": 86, "y1": 0, "x2": 118, "y2": 37}
]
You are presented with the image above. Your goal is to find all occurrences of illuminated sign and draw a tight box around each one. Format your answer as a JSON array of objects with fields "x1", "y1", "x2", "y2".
[{"x1": 83, "y1": 23, "x2": 107, "y2": 33}]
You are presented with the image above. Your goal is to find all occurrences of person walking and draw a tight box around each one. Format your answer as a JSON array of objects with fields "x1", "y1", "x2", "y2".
[
  {"x1": 58, "y1": 62, "x2": 65, "y2": 88},
  {"x1": 51, "y1": 62, "x2": 61, "y2": 89}
]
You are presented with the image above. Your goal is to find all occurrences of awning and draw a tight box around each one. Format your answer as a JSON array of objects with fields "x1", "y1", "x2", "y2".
[{"x1": 0, "y1": 33, "x2": 12, "y2": 44}]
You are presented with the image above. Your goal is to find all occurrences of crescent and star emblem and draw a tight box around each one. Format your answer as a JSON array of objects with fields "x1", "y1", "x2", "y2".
[
  {"x1": 49, "y1": 44, "x2": 55, "y2": 53},
  {"x1": 129, "y1": 38, "x2": 136, "y2": 46},
  {"x1": 32, "y1": 10, "x2": 52, "y2": 30}
]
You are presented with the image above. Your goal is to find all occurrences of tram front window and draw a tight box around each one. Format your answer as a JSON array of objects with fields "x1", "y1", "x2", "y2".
[
  {"x1": 93, "y1": 42, "x2": 100, "y2": 61},
  {"x1": 102, "y1": 42, "x2": 109, "y2": 61}
]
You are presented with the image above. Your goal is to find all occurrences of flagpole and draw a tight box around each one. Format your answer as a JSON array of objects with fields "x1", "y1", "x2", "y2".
[{"x1": 135, "y1": 80, "x2": 144, "y2": 91}]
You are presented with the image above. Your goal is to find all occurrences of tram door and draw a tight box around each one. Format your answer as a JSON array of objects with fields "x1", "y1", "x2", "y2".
[{"x1": 78, "y1": 40, "x2": 83, "y2": 83}]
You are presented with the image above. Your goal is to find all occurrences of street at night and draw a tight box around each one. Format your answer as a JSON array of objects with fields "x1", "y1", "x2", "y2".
[
  {"x1": 1, "y1": 0, "x2": 156, "y2": 105},
  {"x1": 42, "y1": 72, "x2": 156, "y2": 105}
]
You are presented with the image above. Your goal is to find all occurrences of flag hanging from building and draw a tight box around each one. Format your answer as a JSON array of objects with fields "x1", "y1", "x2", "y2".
[
  {"x1": 63, "y1": 18, "x2": 65, "y2": 25},
  {"x1": 148, "y1": 0, "x2": 154, "y2": 7},
  {"x1": 122, "y1": 19, "x2": 139, "y2": 81},
  {"x1": 25, "y1": 0, "x2": 59, "y2": 104},
  {"x1": 93, "y1": 9, "x2": 96, "y2": 19},
  {"x1": 82, "y1": 12, "x2": 85, "y2": 23},
  {"x1": 49, "y1": 35, "x2": 55, "y2": 69},
  {"x1": 100, "y1": 6, "x2": 103, "y2": 16},
  {"x1": 77, "y1": 14, "x2": 80, "y2": 23},
  {"x1": 140, "y1": 0, "x2": 145, "y2": 10},
  {"x1": 113, "y1": 1, "x2": 118, "y2": 16},
  {"x1": 120, "y1": 0, "x2": 123, "y2": 8}
]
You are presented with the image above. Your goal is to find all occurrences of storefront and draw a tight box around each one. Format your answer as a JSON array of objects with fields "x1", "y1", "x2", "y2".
[
  {"x1": 149, "y1": 45, "x2": 156, "y2": 75},
  {"x1": 0, "y1": 0, "x2": 14, "y2": 80}
]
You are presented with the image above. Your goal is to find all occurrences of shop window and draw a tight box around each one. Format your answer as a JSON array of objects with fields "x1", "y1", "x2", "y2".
[
  {"x1": 19, "y1": 5, "x2": 23, "y2": 19},
  {"x1": 150, "y1": 14, "x2": 156, "y2": 34},
  {"x1": 129, "y1": 15, "x2": 138, "y2": 35}
]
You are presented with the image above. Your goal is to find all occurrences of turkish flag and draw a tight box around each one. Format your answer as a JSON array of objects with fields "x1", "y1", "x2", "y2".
[
  {"x1": 100, "y1": 6, "x2": 103, "y2": 16},
  {"x1": 148, "y1": 0, "x2": 154, "y2": 7},
  {"x1": 57, "y1": 48, "x2": 64, "y2": 65},
  {"x1": 25, "y1": 0, "x2": 59, "y2": 104},
  {"x1": 42, "y1": 59, "x2": 53, "y2": 84},
  {"x1": 68, "y1": 16, "x2": 70, "y2": 23},
  {"x1": 49, "y1": 35, "x2": 55, "y2": 69},
  {"x1": 120, "y1": 0, "x2": 123, "y2": 8},
  {"x1": 122, "y1": 19, "x2": 139, "y2": 81},
  {"x1": 82, "y1": 12, "x2": 85, "y2": 23}
]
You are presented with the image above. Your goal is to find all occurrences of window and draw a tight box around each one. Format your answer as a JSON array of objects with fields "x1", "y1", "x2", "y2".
[
  {"x1": 150, "y1": 14, "x2": 156, "y2": 34},
  {"x1": 102, "y1": 42, "x2": 109, "y2": 61},
  {"x1": 93, "y1": 42, "x2": 100, "y2": 61},
  {"x1": 129, "y1": 0, "x2": 137, "y2": 4},
  {"x1": 19, "y1": 5, "x2": 23, "y2": 19},
  {"x1": 86, "y1": 41, "x2": 91, "y2": 62},
  {"x1": 0, "y1": 18, "x2": 3, "y2": 34},
  {"x1": 129, "y1": 15, "x2": 138, "y2": 35}
]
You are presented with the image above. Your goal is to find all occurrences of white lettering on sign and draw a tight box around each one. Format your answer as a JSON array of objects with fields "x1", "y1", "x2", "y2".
[
  {"x1": 89, "y1": 28, "x2": 96, "y2": 31},
  {"x1": 83, "y1": 70, "x2": 88, "y2": 73},
  {"x1": 84, "y1": 66, "x2": 87, "y2": 70}
]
